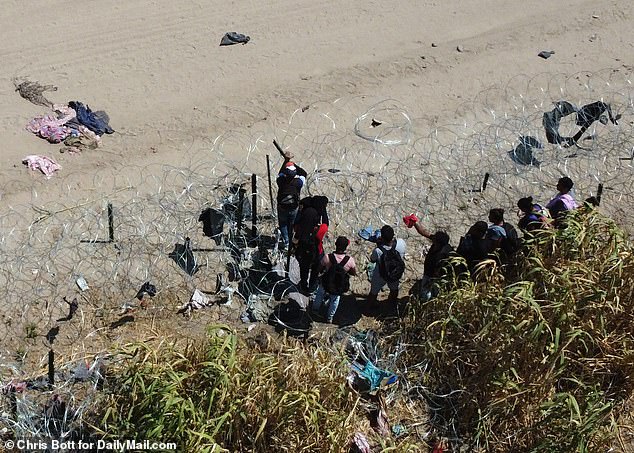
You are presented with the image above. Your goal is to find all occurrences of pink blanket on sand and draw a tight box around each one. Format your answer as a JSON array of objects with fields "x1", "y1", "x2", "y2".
[{"x1": 22, "y1": 155, "x2": 62, "y2": 176}]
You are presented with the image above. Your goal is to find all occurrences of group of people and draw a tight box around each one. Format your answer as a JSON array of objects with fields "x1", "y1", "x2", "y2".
[{"x1": 276, "y1": 151, "x2": 585, "y2": 323}]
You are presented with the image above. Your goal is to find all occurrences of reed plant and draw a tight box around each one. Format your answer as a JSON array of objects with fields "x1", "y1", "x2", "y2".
[
  {"x1": 400, "y1": 209, "x2": 634, "y2": 451},
  {"x1": 95, "y1": 328, "x2": 364, "y2": 452}
]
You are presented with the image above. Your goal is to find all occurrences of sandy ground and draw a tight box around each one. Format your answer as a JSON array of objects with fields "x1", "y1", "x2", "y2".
[
  {"x1": 0, "y1": 0, "x2": 633, "y2": 446},
  {"x1": 1, "y1": 0, "x2": 632, "y2": 208},
  {"x1": 0, "y1": 0, "x2": 632, "y2": 343}
]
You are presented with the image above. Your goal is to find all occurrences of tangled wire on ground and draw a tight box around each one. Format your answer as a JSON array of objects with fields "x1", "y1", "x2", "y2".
[{"x1": 0, "y1": 69, "x2": 633, "y2": 445}]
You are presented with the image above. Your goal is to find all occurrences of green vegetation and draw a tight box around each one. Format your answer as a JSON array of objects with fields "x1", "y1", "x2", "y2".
[
  {"x1": 96, "y1": 329, "x2": 364, "y2": 452},
  {"x1": 398, "y1": 209, "x2": 634, "y2": 451},
  {"x1": 93, "y1": 210, "x2": 633, "y2": 452}
]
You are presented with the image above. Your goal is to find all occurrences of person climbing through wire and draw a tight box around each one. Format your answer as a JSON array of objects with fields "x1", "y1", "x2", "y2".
[
  {"x1": 312, "y1": 236, "x2": 357, "y2": 323},
  {"x1": 276, "y1": 148, "x2": 307, "y2": 250},
  {"x1": 403, "y1": 214, "x2": 453, "y2": 301},
  {"x1": 367, "y1": 225, "x2": 406, "y2": 308},
  {"x1": 546, "y1": 177, "x2": 578, "y2": 228},
  {"x1": 292, "y1": 202, "x2": 328, "y2": 295}
]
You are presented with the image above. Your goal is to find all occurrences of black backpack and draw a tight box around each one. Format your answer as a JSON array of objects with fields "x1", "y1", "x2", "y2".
[
  {"x1": 295, "y1": 228, "x2": 319, "y2": 263},
  {"x1": 322, "y1": 254, "x2": 351, "y2": 295},
  {"x1": 378, "y1": 244, "x2": 405, "y2": 282},
  {"x1": 268, "y1": 300, "x2": 312, "y2": 338},
  {"x1": 501, "y1": 223, "x2": 521, "y2": 255}
]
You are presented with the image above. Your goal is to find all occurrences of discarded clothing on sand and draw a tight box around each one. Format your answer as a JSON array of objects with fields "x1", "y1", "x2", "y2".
[
  {"x1": 26, "y1": 106, "x2": 76, "y2": 143},
  {"x1": 268, "y1": 299, "x2": 312, "y2": 338},
  {"x1": 542, "y1": 100, "x2": 577, "y2": 146},
  {"x1": 22, "y1": 155, "x2": 62, "y2": 176},
  {"x1": 246, "y1": 293, "x2": 279, "y2": 322},
  {"x1": 15, "y1": 80, "x2": 57, "y2": 107},
  {"x1": 334, "y1": 328, "x2": 397, "y2": 394},
  {"x1": 63, "y1": 125, "x2": 101, "y2": 149},
  {"x1": 178, "y1": 289, "x2": 214, "y2": 315},
  {"x1": 508, "y1": 136, "x2": 542, "y2": 166},
  {"x1": 169, "y1": 238, "x2": 199, "y2": 275},
  {"x1": 543, "y1": 100, "x2": 620, "y2": 146},
  {"x1": 575, "y1": 101, "x2": 619, "y2": 128},
  {"x1": 68, "y1": 101, "x2": 114, "y2": 136},
  {"x1": 220, "y1": 32, "x2": 250, "y2": 46},
  {"x1": 199, "y1": 207, "x2": 225, "y2": 245},
  {"x1": 136, "y1": 281, "x2": 157, "y2": 300}
]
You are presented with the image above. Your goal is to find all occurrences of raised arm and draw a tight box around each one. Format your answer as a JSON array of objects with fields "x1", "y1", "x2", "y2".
[
  {"x1": 413, "y1": 221, "x2": 433, "y2": 239},
  {"x1": 294, "y1": 163, "x2": 307, "y2": 178}
]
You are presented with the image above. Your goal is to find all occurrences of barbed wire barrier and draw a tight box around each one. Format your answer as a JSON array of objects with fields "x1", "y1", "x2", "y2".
[{"x1": 0, "y1": 69, "x2": 633, "y2": 444}]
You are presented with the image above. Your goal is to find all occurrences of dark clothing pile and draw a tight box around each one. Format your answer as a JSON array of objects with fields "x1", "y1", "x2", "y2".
[
  {"x1": 220, "y1": 32, "x2": 250, "y2": 46},
  {"x1": 542, "y1": 101, "x2": 577, "y2": 146},
  {"x1": 542, "y1": 100, "x2": 618, "y2": 146},
  {"x1": 68, "y1": 101, "x2": 114, "y2": 136}
]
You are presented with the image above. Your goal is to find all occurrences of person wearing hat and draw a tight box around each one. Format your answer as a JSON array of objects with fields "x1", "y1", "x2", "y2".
[
  {"x1": 312, "y1": 236, "x2": 357, "y2": 323},
  {"x1": 276, "y1": 153, "x2": 308, "y2": 249},
  {"x1": 546, "y1": 177, "x2": 578, "y2": 227}
]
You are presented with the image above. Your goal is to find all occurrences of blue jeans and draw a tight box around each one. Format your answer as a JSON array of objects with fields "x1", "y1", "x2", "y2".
[
  {"x1": 277, "y1": 205, "x2": 298, "y2": 246},
  {"x1": 312, "y1": 284, "x2": 341, "y2": 322}
]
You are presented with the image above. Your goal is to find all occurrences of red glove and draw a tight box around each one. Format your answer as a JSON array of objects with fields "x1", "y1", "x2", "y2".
[{"x1": 403, "y1": 214, "x2": 418, "y2": 228}]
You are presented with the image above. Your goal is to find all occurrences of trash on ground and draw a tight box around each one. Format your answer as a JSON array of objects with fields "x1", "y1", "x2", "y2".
[{"x1": 220, "y1": 32, "x2": 250, "y2": 46}]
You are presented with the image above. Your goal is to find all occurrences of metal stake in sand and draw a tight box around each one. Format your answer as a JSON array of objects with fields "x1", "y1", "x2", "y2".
[
  {"x1": 48, "y1": 349, "x2": 55, "y2": 387},
  {"x1": 266, "y1": 154, "x2": 275, "y2": 216},
  {"x1": 596, "y1": 183, "x2": 604, "y2": 205},
  {"x1": 236, "y1": 187, "x2": 246, "y2": 233},
  {"x1": 80, "y1": 202, "x2": 115, "y2": 244},
  {"x1": 273, "y1": 139, "x2": 285, "y2": 157},
  {"x1": 251, "y1": 174, "x2": 258, "y2": 238},
  {"x1": 468, "y1": 173, "x2": 490, "y2": 193}
]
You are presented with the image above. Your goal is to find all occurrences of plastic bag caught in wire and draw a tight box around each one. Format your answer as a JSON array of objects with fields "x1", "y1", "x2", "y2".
[
  {"x1": 199, "y1": 207, "x2": 225, "y2": 245},
  {"x1": 168, "y1": 237, "x2": 199, "y2": 276},
  {"x1": 508, "y1": 136, "x2": 542, "y2": 166}
]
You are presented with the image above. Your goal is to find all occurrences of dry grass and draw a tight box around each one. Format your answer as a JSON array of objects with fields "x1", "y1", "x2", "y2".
[
  {"x1": 393, "y1": 209, "x2": 634, "y2": 451},
  {"x1": 25, "y1": 208, "x2": 631, "y2": 452}
]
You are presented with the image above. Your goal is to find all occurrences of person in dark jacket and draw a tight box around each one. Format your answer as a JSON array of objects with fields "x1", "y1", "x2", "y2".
[
  {"x1": 292, "y1": 206, "x2": 328, "y2": 294},
  {"x1": 456, "y1": 221, "x2": 489, "y2": 276},
  {"x1": 276, "y1": 156, "x2": 307, "y2": 249},
  {"x1": 405, "y1": 217, "x2": 454, "y2": 301},
  {"x1": 517, "y1": 196, "x2": 550, "y2": 235},
  {"x1": 310, "y1": 195, "x2": 329, "y2": 226},
  {"x1": 487, "y1": 208, "x2": 520, "y2": 259}
]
